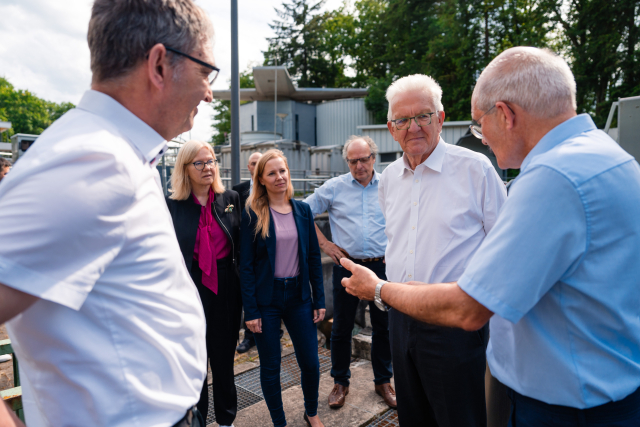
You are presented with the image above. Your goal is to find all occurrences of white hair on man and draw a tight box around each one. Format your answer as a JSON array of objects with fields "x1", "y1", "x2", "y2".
[
  {"x1": 386, "y1": 74, "x2": 444, "y2": 121},
  {"x1": 472, "y1": 47, "x2": 577, "y2": 119},
  {"x1": 342, "y1": 135, "x2": 379, "y2": 160}
]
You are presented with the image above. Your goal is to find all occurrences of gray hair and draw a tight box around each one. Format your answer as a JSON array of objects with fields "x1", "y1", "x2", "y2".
[
  {"x1": 342, "y1": 135, "x2": 379, "y2": 160},
  {"x1": 386, "y1": 74, "x2": 444, "y2": 121},
  {"x1": 88, "y1": 0, "x2": 214, "y2": 83},
  {"x1": 472, "y1": 47, "x2": 576, "y2": 119},
  {"x1": 0, "y1": 158, "x2": 11, "y2": 169}
]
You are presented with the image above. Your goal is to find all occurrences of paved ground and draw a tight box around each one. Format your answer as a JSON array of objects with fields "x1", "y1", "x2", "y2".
[{"x1": 0, "y1": 324, "x2": 14, "y2": 392}]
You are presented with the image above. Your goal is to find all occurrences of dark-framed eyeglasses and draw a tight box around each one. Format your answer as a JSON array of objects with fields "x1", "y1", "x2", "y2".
[
  {"x1": 390, "y1": 112, "x2": 436, "y2": 130},
  {"x1": 469, "y1": 103, "x2": 515, "y2": 139},
  {"x1": 165, "y1": 46, "x2": 220, "y2": 85},
  {"x1": 191, "y1": 159, "x2": 218, "y2": 171},
  {"x1": 346, "y1": 153, "x2": 374, "y2": 166}
]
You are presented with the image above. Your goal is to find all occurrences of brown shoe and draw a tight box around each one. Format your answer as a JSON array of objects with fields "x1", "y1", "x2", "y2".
[
  {"x1": 375, "y1": 383, "x2": 397, "y2": 408},
  {"x1": 328, "y1": 384, "x2": 349, "y2": 408}
]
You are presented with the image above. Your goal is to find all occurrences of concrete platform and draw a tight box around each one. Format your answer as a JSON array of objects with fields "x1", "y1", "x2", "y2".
[{"x1": 209, "y1": 359, "x2": 393, "y2": 427}]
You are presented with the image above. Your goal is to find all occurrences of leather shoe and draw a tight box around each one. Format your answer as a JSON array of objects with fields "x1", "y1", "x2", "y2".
[
  {"x1": 328, "y1": 384, "x2": 349, "y2": 408},
  {"x1": 375, "y1": 383, "x2": 397, "y2": 408},
  {"x1": 236, "y1": 338, "x2": 255, "y2": 354}
]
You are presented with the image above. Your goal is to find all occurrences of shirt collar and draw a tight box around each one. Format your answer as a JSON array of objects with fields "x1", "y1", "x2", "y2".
[
  {"x1": 77, "y1": 90, "x2": 167, "y2": 165},
  {"x1": 400, "y1": 137, "x2": 447, "y2": 176},
  {"x1": 520, "y1": 114, "x2": 596, "y2": 172},
  {"x1": 349, "y1": 169, "x2": 380, "y2": 187}
]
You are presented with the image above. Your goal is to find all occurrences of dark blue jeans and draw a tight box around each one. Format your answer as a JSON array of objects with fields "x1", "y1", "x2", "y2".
[
  {"x1": 331, "y1": 261, "x2": 392, "y2": 387},
  {"x1": 507, "y1": 386, "x2": 640, "y2": 427},
  {"x1": 254, "y1": 277, "x2": 320, "y2": 427}
]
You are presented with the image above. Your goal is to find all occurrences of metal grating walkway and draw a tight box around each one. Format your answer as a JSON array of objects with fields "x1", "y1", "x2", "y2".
[
  {"x1": 205, "y1": 347, "x2": 332, "y2": 424},
  {"x1": 365, "y1": 409, "x2": 399, "y2": 426}
]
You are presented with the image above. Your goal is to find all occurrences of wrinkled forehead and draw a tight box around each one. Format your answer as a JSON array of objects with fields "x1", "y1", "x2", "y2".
[{"x1": 389, "y1": 90, "x2": 436, "y2": 118}]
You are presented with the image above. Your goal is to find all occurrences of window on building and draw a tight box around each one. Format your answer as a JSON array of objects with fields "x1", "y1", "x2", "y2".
[{"x1": 380, "y1": 152, "x2": 398, "y2": 163}]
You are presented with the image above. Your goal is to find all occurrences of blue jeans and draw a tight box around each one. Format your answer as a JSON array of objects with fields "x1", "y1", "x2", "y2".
[
  {"x1": 254, "y1": 277, "x2": 320, "y2": 427},
  {"x1": 331, "y1": 261, "x2": 392, "y2": 386},
  {"x1": 507, "y1": 386, "x2": 640, "y2": 427}
]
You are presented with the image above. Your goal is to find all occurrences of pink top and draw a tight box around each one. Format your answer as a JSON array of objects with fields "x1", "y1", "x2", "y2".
[
  {"x1": 270, "y1": 207, "x2": 300, "y2": 278},
  {"x1": 193, "y1": 188, "x2": 232, "y2": 294}
]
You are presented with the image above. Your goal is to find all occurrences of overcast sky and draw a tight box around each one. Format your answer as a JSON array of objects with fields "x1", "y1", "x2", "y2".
[{"x1": 0, "y1": 0, "x2": 344, "y2": 141}]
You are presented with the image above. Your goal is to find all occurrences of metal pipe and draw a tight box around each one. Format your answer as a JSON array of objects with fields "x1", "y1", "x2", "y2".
[{"x1": 230, "y1": 0, "x2": 240, "y2": 187}]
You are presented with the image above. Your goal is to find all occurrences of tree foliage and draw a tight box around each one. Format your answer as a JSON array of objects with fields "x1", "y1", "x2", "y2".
[
  {"x1": 210, "y1": 68, "x2": 255, "y2": 145},
  {"x1": 263, "y1": 0, "x2": 639, "y2": 126},
  {"x1": 0, "y1": 77, "x2": 75, "y2": 141}
]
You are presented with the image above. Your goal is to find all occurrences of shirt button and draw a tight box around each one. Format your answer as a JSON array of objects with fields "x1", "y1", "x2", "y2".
[
  {"x1": 413, "y1": 202, "x2": 417, "y2": 206},
  {"x1": 412, "y1": 226, "x2": 415, "y2": 230},
  {"x1": 408, "y1": 274, "x2": 412, "y2": 278},
  {"x1": 415, "y1": 179, "x2": 419, "y2": 183},
  {"x1": 410, "y1": 250, "x2": 413, "y2": 254}
]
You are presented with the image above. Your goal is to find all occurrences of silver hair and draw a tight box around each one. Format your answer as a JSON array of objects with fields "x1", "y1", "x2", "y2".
[
  {"x1": 386, "y1": 74, "x2": 444, "y2": 121},
  {"x1": 342, "y1": 135, "x2": 379, "y2": 160},
  {"x1": 88, "y1": 0, "x2": 214, "y2": 83},
  {"x1": 472, "y1": 47, "x2": 576, "y2": 118}
]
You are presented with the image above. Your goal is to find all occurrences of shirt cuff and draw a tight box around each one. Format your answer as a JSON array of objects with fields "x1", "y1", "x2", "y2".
[
  {"x1": 0, "y1": 255, "x2": 89, "y2": 310},
  {"x1": 458, "y1": 273, "x2": 524, "y2": 323}
]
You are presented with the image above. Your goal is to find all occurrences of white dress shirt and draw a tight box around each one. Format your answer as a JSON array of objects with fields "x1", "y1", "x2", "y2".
[
  {"x1": 0, "y1": 90, "x2": 206, "y2": 427},
  {"x1": 380, "y1": 138, "x2": 507, "y2": 284}
]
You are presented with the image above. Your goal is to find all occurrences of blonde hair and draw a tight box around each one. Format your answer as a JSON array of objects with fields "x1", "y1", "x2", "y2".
[
  {"x1": 246, "y1": 149, "x2": 294, "y2": 239},
  {"x1": 170, "y1": 140, "x2": 225, "y2": 200}
]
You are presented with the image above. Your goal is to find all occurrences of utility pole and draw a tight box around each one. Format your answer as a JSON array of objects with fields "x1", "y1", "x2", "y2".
[
  {"x1": 274, "y1": 56, "x2": 278, "y2": 141},
  {"x1": 230, "y1": 0, "x2": 240, "y2": 186}
]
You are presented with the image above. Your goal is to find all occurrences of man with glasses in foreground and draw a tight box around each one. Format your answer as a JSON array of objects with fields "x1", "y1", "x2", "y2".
[
  {"x1": 342, "y1": 49, "x2": 640, "y2": 427},
  {"x1": 0, "y1": 1, "x2": 217, "y2": 426},
  {"x1": 369, "y1": 74, "x2": 506, "y2": 427},
  {"x1": 303, "y1": 135, "x2": 396, "y2": 410}
]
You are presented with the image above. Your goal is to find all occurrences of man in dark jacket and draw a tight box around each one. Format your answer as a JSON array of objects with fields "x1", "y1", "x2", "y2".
[{"x1": 234, "y1": 151, "x2": 261, "y2": 353}]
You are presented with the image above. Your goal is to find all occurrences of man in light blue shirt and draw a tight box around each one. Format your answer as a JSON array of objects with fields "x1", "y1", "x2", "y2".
[
  {"x1": 340, "y1": 47, "x2": 640, "y2": 426},
  {"x1": 304, "y1": 135, "x2": 395, "y2": 409}
]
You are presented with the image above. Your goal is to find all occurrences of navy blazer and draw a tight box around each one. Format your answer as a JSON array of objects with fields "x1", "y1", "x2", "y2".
[{"x1": 239, "y1": 199, "x2": 325, "y2": 321}]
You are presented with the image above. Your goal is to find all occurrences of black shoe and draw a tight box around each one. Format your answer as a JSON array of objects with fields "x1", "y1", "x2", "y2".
[{"x1": 236, "y1": 338, "x2": 255, "y2": 354}]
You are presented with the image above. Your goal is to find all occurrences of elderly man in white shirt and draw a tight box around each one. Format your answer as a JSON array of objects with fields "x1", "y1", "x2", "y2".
[
  {"x1": 0, "y1": 1, "x2": 218, "y2": 426},
  {"x1": 372, "y1": 75, "x2": 507, "y2": 427}
]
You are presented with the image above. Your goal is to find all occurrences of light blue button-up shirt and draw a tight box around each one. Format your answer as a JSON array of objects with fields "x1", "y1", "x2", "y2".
[
  {"x1": 458, "y1": 114, "x2": 640, "y2": 408},
  {"x1": 304, "y1": 171, "x2": 387, "y2": 258}
]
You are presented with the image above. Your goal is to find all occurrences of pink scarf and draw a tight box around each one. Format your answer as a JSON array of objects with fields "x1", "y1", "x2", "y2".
[{"x1": 192, "y1": 188, "x2": 231, "y2": 294}]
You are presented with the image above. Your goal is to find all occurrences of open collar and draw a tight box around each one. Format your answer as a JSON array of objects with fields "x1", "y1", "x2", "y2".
[
  {"x1": 77, "y1": 90, "x2": 167, "y2": 165},
  {"x1": 399, "y1": 137, "x2": 447, "y2": 176}
]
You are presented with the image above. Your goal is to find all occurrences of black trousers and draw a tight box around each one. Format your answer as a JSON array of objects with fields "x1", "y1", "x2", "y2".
[
  {"x1": 390, "y1": 309, "x2": 488, "y2": 427},
  {"x1": 191, "y1": 257, "x2": 242, "y2": 426}
]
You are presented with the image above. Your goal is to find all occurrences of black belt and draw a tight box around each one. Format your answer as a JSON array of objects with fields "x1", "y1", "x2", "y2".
[
  {"x1": 172, "y1": 407, "x2": 204, "y2": 427},
  {"x1": 349, "y1": 256, "x2": 385, "y2": 263}
]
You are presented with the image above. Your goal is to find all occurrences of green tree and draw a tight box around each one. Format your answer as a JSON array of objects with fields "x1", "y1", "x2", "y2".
[
  {"x1": 210, "y1": 68, "x2": 255, "y2": 145},
  {"x1": 0, "y1": 77, "x2": 75, "y2": 139},
  {"x1": 264, "y1": 0, "x2": 353, "y2": 88}
]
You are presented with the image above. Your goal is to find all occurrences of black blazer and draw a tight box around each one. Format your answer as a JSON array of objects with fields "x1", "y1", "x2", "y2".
[
  {"x1": 166, "y1": 190, "x2": 241, "y2": 273},
  {"x1": 232, "y1": 180, "x2": 251, "y2": 213},
  {"x1": 239, "y1": 199, "x2": 325, "y2": 321}
]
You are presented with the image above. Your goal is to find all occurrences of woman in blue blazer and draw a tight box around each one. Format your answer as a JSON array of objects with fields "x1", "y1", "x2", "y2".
[{"x1": 240, "y1": 149, "x2": 326, "y2": 427}]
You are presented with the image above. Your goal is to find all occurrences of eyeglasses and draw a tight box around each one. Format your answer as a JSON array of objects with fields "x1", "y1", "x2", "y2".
[
  {"x1": 469, "y1": 103, "x2": 514, "y2": 139},
  {"x1": 346, "y1": 153, "x2": 374, "y2": 166},
  {"x1": 191, "y1": 159, "x2": 218, "y2": 171},
  {"x1": 165, "y1": 46, "x2": 220, "y2": 85},
  {"x1": 390, "y1": 112, "x2": 436, "y2": 130}
]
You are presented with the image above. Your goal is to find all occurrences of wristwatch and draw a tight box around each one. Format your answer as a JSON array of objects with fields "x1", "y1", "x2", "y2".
[{"x1": 374, "y1": 281, "x2": 390, "y2": 312}]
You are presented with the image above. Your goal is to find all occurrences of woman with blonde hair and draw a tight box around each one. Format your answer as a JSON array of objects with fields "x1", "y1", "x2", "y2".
[
  {"x1": 166, "y1": 140, "x2": 241, "y2": 427},
  {"x1": 239, "y1": 149, "x2": 326, "y2": 427}
]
